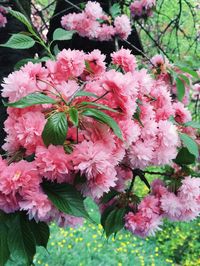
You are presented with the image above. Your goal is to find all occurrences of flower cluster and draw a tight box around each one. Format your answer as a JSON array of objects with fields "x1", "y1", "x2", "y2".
[
  {"x1": 0, "y1": 6, "x2": 7, "y2": 28},
  {"x1": 125, "y1": 176, "x2": 200, "y2": 237},
  {"x1": 130, "y1": 0, "x2": 156, "y2": 19},
  {"x1": 61, "y1": 1, "x2": 131, "y2": 41},
  {"x1": 150, "y1": 54, "x2": 200, "y2": 107},
  {"x1": 0, "y1": 48, "x2": 198, "y2": 235}
]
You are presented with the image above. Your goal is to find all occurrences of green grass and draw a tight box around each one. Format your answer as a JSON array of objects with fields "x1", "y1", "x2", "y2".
[{"x1": 32, "y1": 198, "x2": 200, "y2": 266}]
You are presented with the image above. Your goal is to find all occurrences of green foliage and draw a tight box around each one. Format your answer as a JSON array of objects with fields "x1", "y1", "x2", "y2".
[
  {"x1": 41, "y1": 181, "x2": 91, "y2": 221},
  {"x1": 0, "y1": 34, "x2": 35, "y2": 49},
  {"x1": 42, "y1": 112, "x2": 68, "y2": 146},
  {"x1": 82, "y1": 108, "x2": 123, "y2": 140},
  {"x1": 179, "y1": 133, "x2": 199, "y2": 158},
  {"x1": 174, "y1": 147, "x2": 196, "y2": 165},
  {"x1": 3, "y1": 93, "x2": 56, "y2": 108},
  {"x1": 109, "y1": 3, "x2": 121, "y2": 18},
  {"x1": 32, "y1": 199, "x2": 200, "y2": 266},
  {"x1": 53, "y1": 28, "x2": 75, "y2": 41},
  {"x1": 176, "y1": 77, "x2": 185, "y2": 101},
  {"x1": 69, "y1": 108, "x2": 79, "y2": 126}
]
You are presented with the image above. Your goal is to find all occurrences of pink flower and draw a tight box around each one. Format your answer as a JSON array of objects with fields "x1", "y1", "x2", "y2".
[
  {"x1": 111, "y1": 48, "x2": 137, "y2": 73},
  {"x1": 35, "y1": 145, "x2": 73, "y2": 183},
  {"x1": 84, "y1": 1, "x2": 104, "y2": 20},
  {"x1": 19, "y1": 189, "x2": 52, "y2": 221},
  {"x1": 2, "y1": 70, "x2": 36, "y2": 102},
  {"x1": 84, "y1": 50, "x2": 106, "y2": 77},
  {"x1": 0, "y1": 161, "x2": 40, "y2": 197},
  {"x1": 11, "y1": 111, "x2": 46, "y2": 154},
  {"x1": 0, "y1": 12, "x2": 7, "y2": 27},
  {"x1": 128, "y1": 139, "x2": 155, "y2": 169},
  {"x1": 178, "y1": 176, "x2": 200, "y2": 201},
  {"x1": 125, "y1": 211, "x2": 162, "y2": 237},
  {"x1": 56, "y1": 49, "x2": 85, "y2": 80},
  {"x1": 130, "y1": 1, "x2": 143, "y2": 17},
  {"x1": 173, "y1": 102, "x2": 191, "y2": 124},
  {"x1": 71, "y1": 140, "x2": 117, "y2": 198},
  {"x1": 114, "y1": 15, "x2": 131, "y2": 40},
  {"x1": 97, "y1": 24, "x2": 116, "y2": 41}
]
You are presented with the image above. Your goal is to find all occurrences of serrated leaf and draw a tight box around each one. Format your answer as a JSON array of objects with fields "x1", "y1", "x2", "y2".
[
  {"x1": 101, "y1": 205, "x2": 116, "y2": 229},
  {"x1": 109, "y1": 3, "x2": 121, "y2": 18},
  {"x1": 179, "y1": 133, "x2": 199, "y2": 158},
  {"x1": 0, "y1": 223, "x2": 10, "y2": 266},
  {"x1": 41, "y1": 181, "x2": 92, "y2": 221},
  {"x1": 82, "y1": 108, "x2": 123, "y2": 140},
  {"x1": 104, "y1": 208, "x2": 126, "y2": 238},
  {"x1": 80, "y1": 102, "x2": 119, "y2": 113},
  {"x1": 69, "y1": 108, "x2": 79, "y2": 126},
  {"x1": 74, "y1": 91, "x2": 99, "y2": 98},
  {"x1": 0, "y1": 34, "x2": 35, "y2": 49},
  {"x1": 176, "y1": 77, "x2": 185, "y2": 101},
  {"x1": 184, "y1": 121, "x2": 200, "y2": 129},
  {"x1": 14, "y1": 57, "x2": 50, "y2": 70},
  {"x1": 174, "y1": 147, "x2": 196, "y2": 165},
  {"x1": 53, "y1": 28, "x2": 75, "y2": 41},
  {"x1": 101, "y1": 190, "x2": 120, "y2": 204},
  {"x1": 178, "y1": 66, "x2": 198, "y2": 79},
  {"x1": 3, "y1": 92, "x2": 56, "y2": 108},
  {"x1": 7, "y1": 213, "x2": 36, "y2": 265},
  {"x1": 9, "y1": 10, "x2": 33, "y2": 32},
  {"x1": 29, "y1": 220, "x2": 50, "y2": 249},
  {"x1": 42, "y1": 112, "x2": 68, "y2": 146}
]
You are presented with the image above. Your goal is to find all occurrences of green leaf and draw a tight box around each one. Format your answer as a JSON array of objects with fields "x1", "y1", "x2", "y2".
[
  {"x1": 109, "y1": 3, "x2": 121, "y2": 18},
  {"x1": 82, "y1": 108, "x2": 123, "y2": 140},
  {"x1": 3, "y1": 92, "x2": 57, "y2": 108},
  {"x1": 133, "y1": 106, "x2": 144, "y2": 127},
  {"x1": 184, "y1": 121, "x2": 200, "y2": 129},
  {"x1": 80, "y1": 102, "x2": 119, "y2": 113},
  {"x1": 69, "y1": 108, "x2": 79, "y2": 126},
  {"x1": 42, "y1": 112, "x2": 68, "y2": 146},
  {"x1": 74, "y1": 91, "x2": 99, "y2": 98},
  {"x1": 9, "y1": 10, "x2": 33, "y2": 32},
  {"x1": 0, "y1": 223, "x2": 10, "y2": 266},
  {"x1": 0, "y1": 34, "x2": 35, "y2": 49},
  {"x1": 176, "y1": 77, "x2": 185, "y2": 101},
  {"x1": 53, "y1": 28, "x2": 75, "y2": 41},
  {"x1": 104, "y1": 208, "x2": 126, "y2": 238},
  {"x1": 179, "y1": 133, "x2": 199, "y2": 158},
  {"x1": 85, "y1": 61, "x2": 93, "y2": 73},
  {"x1": 29, "y1": 220, "x2": 50, "y2": 249},
  {"x1": 101, "y1": 205, "x2": 116, "y2": 229},
  {"x1": 14, "y1": 57, "x2": 50, "y2": 70},
  {"x1": 177, "y1": 66, "x2": 198, "y2": 79},
  {"x1": 178, "y1": 74, "x2": 190, "y2": 86},
  {"x1": 174, "y1": 147, "x2": 196, "y2": 165},
  {"x1": 101, "y1": 190, "x2": 120, "y2": 204},
  {"x1": 7, "y1": 213, "x2": 36, "y2": 265},
  {"x1": 42, "y1": 181, "x2": 92, "y2": 221}
]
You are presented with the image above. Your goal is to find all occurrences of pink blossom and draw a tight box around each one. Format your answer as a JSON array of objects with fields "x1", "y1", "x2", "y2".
[
  {"x1": 56, "y1": 49, "x2": 85, "y2": 80},
  {"x1": 111, "y1": 48, "x2": 137, "y2": 73},
  {"x1": 71, "y1": 140, "x2": 117, "y2": 198},
  {"x1": 19, "y1": 189, "x2": 52, "y2": 221},
  {"x1": 114, "y1": 15, "x2": 131, "y2": 40},
  {"x1": 11, "y1": 111, "x2": 46, "y2": 154},
  {"x1": 0, "y1": 12, "x2": 7, "y2": 27},
  {"x1": 35, "y1": 145, "x2": 73, "y2": 183},
  {"x1": 84, "y1": 1, "x2": 104, "y2": 20},
  {"x1": 173, "y1": 102, "x2": 192, "y2": 124},
  {"x1": 84, "y1": 50, "x2": 106, "y2": 77},
  {"x1": 97, "y1": 24, "x2": 116, "y2": 41}
]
